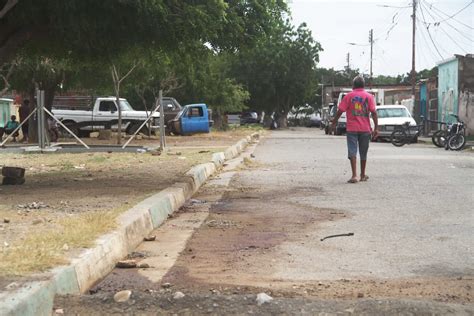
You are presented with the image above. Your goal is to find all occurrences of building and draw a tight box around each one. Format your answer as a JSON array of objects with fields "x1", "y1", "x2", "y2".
[
  {"x1": 323, "y1": 84, "x2": 414, "y2": 107},
  {"x1": 437, "y1": 54, "x2": 474, "y2": 135},
  {"x1": 419, "y1": 78, "x2": 438, "y2": 133}
]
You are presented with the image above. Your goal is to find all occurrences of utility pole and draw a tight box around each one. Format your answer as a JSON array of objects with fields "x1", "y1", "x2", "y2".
[
  {"x1": 411, "y1": 0, "x2": 417, "y2": 99},
  {"x1": 346, "y1": 52, "x2": 351, "y2": 84},
  {"x1": 369, "y1": 29, "x2": 374, "y2": 88},
  {"x1": 320, "y1": 76, "x2": 324, "y2": 108}
]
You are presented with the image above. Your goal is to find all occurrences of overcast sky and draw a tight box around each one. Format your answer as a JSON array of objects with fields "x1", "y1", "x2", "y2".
[{"x1": 288, "y1": 0, "x2": 473, "y2": 76}]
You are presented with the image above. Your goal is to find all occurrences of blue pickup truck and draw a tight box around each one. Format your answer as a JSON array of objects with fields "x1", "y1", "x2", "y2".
[{"x1": 168, "y1": 103, "x2": 213, "y2": 135}]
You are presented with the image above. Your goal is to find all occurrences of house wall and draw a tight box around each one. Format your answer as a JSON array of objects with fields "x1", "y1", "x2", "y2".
[
  {"x1": 438, "y1": 58, "x2": 459, "y2": 124},
  {"x1": 458, "y1": 56, "x2": 474, "y2": 135},
  {"x1": 0, "y1": 99, "x2": 14, "y2": 128},
  {"x1": 324, "y1": 85, "x2": 413, "y2": 107},
  {"x1": 420, "y1": 83, "x2": 427, "y2": 118}
]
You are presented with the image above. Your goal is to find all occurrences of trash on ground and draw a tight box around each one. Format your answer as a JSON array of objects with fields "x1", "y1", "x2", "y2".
[
  {"x1": 256, "y1": 292, "x2": 273, "y2": 305},
  {"x1": 173, "y1": 291, "x2": 185, "y2": 300},
  {"x1": 144, "y1": 235, "x2": 156, "y2": 241},
  {"x1": 320, "y1": 232, "x2": 354, "y2": 242},
  {"x1": 113, "y1": 290, "x2": 132, "y2": 303},
  {"x1": 116, "y1": 260, "x2": 137, "y2": 268}
]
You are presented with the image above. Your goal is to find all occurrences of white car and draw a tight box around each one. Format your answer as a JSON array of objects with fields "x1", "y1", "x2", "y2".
[{"x1": 376, "y1": 105, "x2": 417, "y2": 140}]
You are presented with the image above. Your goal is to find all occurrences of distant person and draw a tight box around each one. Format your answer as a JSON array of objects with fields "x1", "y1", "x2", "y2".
[
  {"x1": 4, "y1": 115, "x2": 20, "y2": 142},
  {"x1": 331, "y1": 76, "x2": 378, "y2": 183},
  {"x1": 48, "y1": 117, "x2": 59, "y2": 142},
  {"x1": 19, "y1": 99, "x2": 30, "y2": 143}
]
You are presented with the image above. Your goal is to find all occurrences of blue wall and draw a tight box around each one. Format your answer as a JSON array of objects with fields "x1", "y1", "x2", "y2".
[
  {"x1": 437, "y1": 58, "x2": 459, "y2": 123},
  {"x1": 419, "y1": 83, "x2": 427, "y2": 118}
]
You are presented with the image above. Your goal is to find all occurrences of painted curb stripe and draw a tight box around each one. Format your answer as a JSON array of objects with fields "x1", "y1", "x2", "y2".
[{"x1": 0, "y1": 133, "x2": 258, "y2": 316}]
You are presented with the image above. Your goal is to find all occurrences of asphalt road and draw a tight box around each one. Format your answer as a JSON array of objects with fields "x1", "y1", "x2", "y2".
[{"x1": 55, "y1": 128, "x2": 474, "y2": 315}]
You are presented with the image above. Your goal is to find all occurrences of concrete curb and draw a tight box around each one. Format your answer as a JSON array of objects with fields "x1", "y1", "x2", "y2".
[{"x1": 0, "y1": 133, "x2": 259, "y2": 316}]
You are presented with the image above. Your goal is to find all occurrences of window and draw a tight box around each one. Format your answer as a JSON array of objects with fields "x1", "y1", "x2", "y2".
[
  {"x1": 188, "y1": 107, "x2": 203, "y2": 117},
  {"x1": 377, "y1": 108, "x2": 410, "y2": 118},
  {"x1": 99, "y1": 101, "x2": 117, "y2": 112},
  {"x1": 119, "y1": 100, "x2": 133, "y2": 111},
  {"x1": 162, "y1": 100, "x2": 175, "y2": 111}
]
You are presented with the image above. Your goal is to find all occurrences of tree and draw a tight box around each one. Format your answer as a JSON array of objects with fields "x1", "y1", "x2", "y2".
[
  {"x1": 0, "y1": 58, "x2": 17, "y2": 95},
  {"x1": 110, "y1": 61, "x2": 138, "y2": 145},
  {"x1": 234, "y1": 22, "x2": 322, "y2": 127},
  {"x1": 8, "y1": 55, "x2": 73, "y2": 141},
  {"x1": 0, "y1": 1, "x2": 232, "y2": 63},
  {"x1": 193, "y1": 53, "x2": 249, "y2": 129}
]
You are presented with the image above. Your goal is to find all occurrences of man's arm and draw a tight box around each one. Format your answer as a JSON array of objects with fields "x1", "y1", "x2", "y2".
[
  {"x1": 371, "y1": 110, "x2": 379, "y2": 138},
  {"x1": 331, "y1": 110, "x2": 343, "y2": 127}
]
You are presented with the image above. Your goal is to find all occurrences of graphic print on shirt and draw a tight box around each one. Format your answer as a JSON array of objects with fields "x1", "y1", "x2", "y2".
[{"x1": 351, "y1": 96, "x2": 369, "y2": 117}]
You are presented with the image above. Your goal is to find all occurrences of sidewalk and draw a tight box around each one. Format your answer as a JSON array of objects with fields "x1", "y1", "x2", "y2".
[{"x1": 418, "y1": 136, "x2": 474, "y2": 148}]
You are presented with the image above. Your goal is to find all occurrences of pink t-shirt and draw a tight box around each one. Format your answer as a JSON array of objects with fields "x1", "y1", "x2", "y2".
[{"x1": 338, "y1": 88, "x2": 376, "y2": 132}]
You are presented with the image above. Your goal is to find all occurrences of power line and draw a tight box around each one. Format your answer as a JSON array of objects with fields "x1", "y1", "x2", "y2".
[
  {"x1": 429, "y1": 20, "x2": 468, "y2": 53},
  {"x1": 435, "y1": 1, "x2": 473, "y2": 24},
  {"x1": 418, "y1": 2, "x2": 445, "y2": 59},
  {"x1": 417, "y1": 17, "x2": 468, "y2": 53},
  {"x1": 417, "y1": 18, "x2": 443, "y2": 62},
  {"x1": 416, "y1": 20, "x2": 434, "y2": 66},
  {"x1": 378, "y1": 6, "x2": 410, "y2": 41},
  {"x1": 425, "y1": 0, "x2": 474, "y2": 30},
  {"x1": 347, "y1": 42, "x2": 371, "y2": 47},
  {"x1": 421, "y1": 1, "x2": 473, "y2": 45},
  {"x1": 377, "y1": 4, "x2": 412, "y2": 8}
]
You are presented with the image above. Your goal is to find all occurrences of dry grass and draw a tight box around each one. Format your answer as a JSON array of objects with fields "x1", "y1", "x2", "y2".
[
  {"x1": 0, "y1": 129, "x2": 259, "y2": 277},
  {"x1": 0, "y1": 204, "x2": 131, "y2": 276},
  {"x1": 0, "y1": 149, "x2": 224, "y2": 277},
  {"x1": 236, "y1": 157, "x2": 264, "y2": 171}
]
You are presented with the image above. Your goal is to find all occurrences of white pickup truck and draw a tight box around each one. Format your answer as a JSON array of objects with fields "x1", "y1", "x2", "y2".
[{"x1": 52, "y1": 96, "x2": 160, "y2": 137}]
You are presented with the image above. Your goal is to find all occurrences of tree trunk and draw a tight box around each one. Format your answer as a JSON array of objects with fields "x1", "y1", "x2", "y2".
[
  {"x1": 263, "y1": 113, "x2": 272, "y2": 128},
  {"x1": 116, "y1": 93, "x2": 122, "y2": 145},
  {"x1": 277, "y1": 111, "x2": 289, "y2": 129},
  {"x1": 212, "y1": 109, "x2": 226, "y2": 130}
]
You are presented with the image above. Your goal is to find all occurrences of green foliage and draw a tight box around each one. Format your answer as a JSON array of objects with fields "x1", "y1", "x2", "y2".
[
  {"x1": 188, "y1": 52, "x2": 249, "y2": 114},
  {"x1": 1, "y1": 0, "x2": 324, "y2": 130},
  {"x1": 233, "y1": 21, "x2": 322, "y2": 118},
  {"x1": 1, "y1": 0, "x2": 230, "y2": 61}
]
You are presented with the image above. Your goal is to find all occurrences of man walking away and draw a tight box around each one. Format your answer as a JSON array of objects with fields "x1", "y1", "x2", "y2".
[
  {"x1": 19, "y1": 99, "x2": 30, "y2": 143},
  {"x1": 331, "y1": 76, "x2": 378, "y2": 183}
]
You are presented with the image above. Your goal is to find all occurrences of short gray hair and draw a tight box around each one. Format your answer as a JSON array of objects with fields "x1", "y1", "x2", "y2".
[{"x1": 353, "y1": 76, "x2": 365, "y2": 89}]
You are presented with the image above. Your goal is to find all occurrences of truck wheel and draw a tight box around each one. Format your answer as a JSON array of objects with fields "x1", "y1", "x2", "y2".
[
  {"x1": 59, "y1": 121, "x2": 79, "y2": 138},
  {"x1": 127, "y1": 123, "x2": 149, "y2": 136},
  {"x1": 79, "y1": 130, "x2": 91, "y2": 138}
]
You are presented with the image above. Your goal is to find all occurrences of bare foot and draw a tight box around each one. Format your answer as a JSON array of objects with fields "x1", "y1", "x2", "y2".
[
  {"x1": 360, "y1": 175, "x2": 369, "y2": 182},
  {"x1": 347, "y1": 177, "x2": 358, "y2": 183}
]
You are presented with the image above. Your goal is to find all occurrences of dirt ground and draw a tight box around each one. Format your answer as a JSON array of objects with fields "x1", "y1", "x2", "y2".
[
  {"x1": 0, "y1": 129, "x2": 258, "y2": 284},
  {"x1": 159, "y1": 181, "x2": 473, "y2": 305},
  {"x1": 53, "y1": 167, "x2": 472, "y2": 315}
]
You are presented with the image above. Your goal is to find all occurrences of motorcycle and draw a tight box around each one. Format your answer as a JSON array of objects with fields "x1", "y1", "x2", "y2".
[{"x1": 444, "y1": 115, "x2": 466, "y2": 151}]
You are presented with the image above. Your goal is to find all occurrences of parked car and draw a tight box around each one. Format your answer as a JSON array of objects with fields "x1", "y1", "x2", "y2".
[
  {"x1": 287, "y1": 105, "x2": 315, "y2": 127},
  {"x1": 168, "y1": 103, "x2": 213, "y2": 135},
  {"x1": 307, "y1": 112, "x2": 322, "y2": 128},
  {"x1": 240, "y1": 111, "x2": 260, "y2": 125},
  {"x1": 160, "y1": 97, "x2": 182, "y2": 127},
  {"x1": 52, "y1": 96, "x2": 160, "y2": 137},
  {"x1": 376, "y1": 105, "x2": 417, "y2": 140}
]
